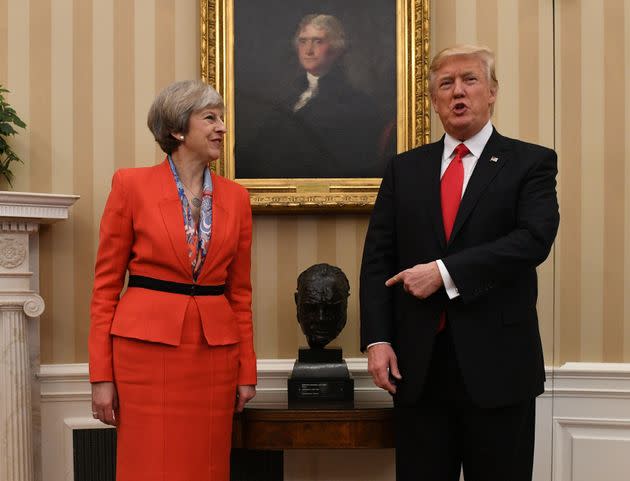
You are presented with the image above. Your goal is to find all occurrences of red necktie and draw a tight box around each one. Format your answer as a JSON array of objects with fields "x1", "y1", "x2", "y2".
[
  {"x1": 441, "y1": 143, "x2": 469, "y2": 241},
  {"x1": 437, "y1": 143, "x2": 469, "y2": 332}
]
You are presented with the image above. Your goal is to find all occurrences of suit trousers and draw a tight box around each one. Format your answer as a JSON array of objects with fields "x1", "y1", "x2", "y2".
[
  {"x1": 394, "y1": 324, "x2": 536, "y2": 481},
  {"x1": 113, "y1": 297, "x2": 239, "y2": 481}
]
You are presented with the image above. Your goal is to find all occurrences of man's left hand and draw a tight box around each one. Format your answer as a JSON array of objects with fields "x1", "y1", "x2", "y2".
[{"x1": 385, "y1": 261, "x2": 443, "y2": 299}]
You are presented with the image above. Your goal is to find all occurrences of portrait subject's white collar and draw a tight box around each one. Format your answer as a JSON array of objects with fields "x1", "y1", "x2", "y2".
[{"x1": 306, "y1": 72, "x2": 320, "y2": 89}]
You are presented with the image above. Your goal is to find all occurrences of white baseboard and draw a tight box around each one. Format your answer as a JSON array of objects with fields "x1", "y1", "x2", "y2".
[{"x1": 40, "y1": 361, "x2": 630, "y2": 481}]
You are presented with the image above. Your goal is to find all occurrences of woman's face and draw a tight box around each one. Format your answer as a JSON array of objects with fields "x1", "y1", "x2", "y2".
[{"x1": 177, "y1": 107, "x2": 226, "y2": 162}]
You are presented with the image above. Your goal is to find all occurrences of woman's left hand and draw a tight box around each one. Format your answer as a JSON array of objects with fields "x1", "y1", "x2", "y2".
[{"x1": 235, "y1": 385, "x2": 256, "y2": 412}]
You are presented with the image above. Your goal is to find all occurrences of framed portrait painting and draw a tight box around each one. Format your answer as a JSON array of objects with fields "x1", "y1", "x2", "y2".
[{"x1": 201, "y1": 0, "x2": 430, "y2": 212}]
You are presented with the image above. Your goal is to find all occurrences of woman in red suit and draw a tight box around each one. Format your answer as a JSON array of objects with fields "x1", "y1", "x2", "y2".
[{"x1": 88, "y1": 80, "x2": 256, "y2": 481}]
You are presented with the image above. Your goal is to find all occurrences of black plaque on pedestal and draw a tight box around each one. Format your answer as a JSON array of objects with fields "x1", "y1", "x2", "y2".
[{"x1": 288, "y1": 347, "x2": 354, "y2": 408}]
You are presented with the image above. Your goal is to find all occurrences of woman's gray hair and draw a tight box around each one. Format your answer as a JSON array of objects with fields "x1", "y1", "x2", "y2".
[
  {"x1": 294, "y1": 14, "x2": 346, "y2": 53},
  {"x1": 147, "y1": 80, "x2": 224, "y2": 154}
]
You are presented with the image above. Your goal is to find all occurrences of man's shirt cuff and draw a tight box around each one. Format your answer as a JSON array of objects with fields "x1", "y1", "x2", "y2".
[
  {"x1": 367, "y1": 341, "x2": 391, "y2": 350},
  {"x1": 436, "y1": 259, "x2": 460, "y2": 299}
]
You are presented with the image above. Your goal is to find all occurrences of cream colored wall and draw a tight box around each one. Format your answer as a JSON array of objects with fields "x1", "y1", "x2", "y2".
[
  {"x1": 554, "y1": 0, "x2": 630, "y2": 363},
  {"x1": 0, "y1": 0, "x2": 628, "y2": 365},
  {"x1": 0, "y1": 0, "x2": 199, "y2": 363}
]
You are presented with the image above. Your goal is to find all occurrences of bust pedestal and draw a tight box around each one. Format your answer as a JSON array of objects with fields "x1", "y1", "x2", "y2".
[
  {"x1": 288, "y1": 347, "x2": 354, "y2": 408},
  {"x1": 0, "y1": 192, "x2": 78, "y2": 481}
]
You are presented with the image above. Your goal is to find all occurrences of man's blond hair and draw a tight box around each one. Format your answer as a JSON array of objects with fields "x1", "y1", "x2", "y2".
[{"x1": 429, "y1": 45, "x2": 498, "y2": 95}]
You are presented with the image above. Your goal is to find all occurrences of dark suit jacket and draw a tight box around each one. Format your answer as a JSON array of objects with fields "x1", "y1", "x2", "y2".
[
  {"x1": 236, "y1": 67, "x2": 388, "y2": 179},
  {"x1": 360, "y1": 129, "x2": 559, "y2": 408}
]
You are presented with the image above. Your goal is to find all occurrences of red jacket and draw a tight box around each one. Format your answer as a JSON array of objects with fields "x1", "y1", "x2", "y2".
[{"x1": 89, "y1": 159, "x2": 256, "y2": 385}]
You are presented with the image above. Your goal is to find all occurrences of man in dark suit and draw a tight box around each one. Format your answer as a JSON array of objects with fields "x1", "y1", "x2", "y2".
[
  {"x1": 235, "y1": 14, "x2": 387, "y2": 179},
  {"x1": 360, "y1": 45, "x2": 559, "y2": 481}
]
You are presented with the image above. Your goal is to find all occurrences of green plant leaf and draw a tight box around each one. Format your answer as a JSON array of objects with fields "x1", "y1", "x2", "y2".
[
  {"x1": 0, "y1": 124, "x2": 18, "y2": 136},
  {"x1": 0, "y1": 85, "x2": 26, "y2": 185}
]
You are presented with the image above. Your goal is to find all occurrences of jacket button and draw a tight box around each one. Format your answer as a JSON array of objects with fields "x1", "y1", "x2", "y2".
[{"x1": 190, "y1": 285, "x2": 196, "y2": 296}]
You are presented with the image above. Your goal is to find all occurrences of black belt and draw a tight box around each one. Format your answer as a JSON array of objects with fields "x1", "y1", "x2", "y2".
[{"x1": 128, "y1": 275, "x2": 225, "y2": 296}]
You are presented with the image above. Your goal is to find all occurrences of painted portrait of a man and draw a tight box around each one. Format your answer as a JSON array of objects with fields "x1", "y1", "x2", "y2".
[{"x1": 233, "y1": 1, "x2": 396, "y2": 179}]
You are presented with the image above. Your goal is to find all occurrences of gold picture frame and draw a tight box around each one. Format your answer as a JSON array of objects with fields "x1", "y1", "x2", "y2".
[{"x1": 201, "y1": 0, "x2": 430, "y2": 212}]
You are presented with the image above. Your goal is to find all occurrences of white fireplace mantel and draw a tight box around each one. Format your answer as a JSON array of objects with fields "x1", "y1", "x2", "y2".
[
  {"x1": 0, "y1": 191, "x2": 79, "y2": 222},
  {"x1": 0, "y1": 191, "x2": 78, "y2": 481}
]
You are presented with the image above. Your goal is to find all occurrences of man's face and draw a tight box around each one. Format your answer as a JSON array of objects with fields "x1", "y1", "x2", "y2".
[
  {"x1": 295, "y1": 278, "x2": 348, "y2": 349},
  {"x1": 296, "y1": 24, "x2": 340, "y2": 76},
  {"x1": 431, "y1": 55, "x2": 496, "y2": 140}
]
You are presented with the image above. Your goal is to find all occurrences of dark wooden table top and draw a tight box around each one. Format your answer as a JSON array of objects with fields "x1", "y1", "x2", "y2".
[{"x1": 232, "y1": 405, "x2": 395, "y2": 450}]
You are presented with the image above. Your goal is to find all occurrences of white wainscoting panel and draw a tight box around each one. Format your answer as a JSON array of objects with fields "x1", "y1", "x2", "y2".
[
  {"x1": 551, "y1": 363, "x2": 630, "y2": 481},
  {"x1": 553, "y1": 418, "x2": 630, "y2": 481},
  {"x1": 39, "y1": 361, "x2": 630, "y2": 481}
]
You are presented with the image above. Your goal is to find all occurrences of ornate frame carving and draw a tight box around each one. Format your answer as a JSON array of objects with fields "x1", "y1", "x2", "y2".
[{"x1": 201, "y1": 0, "x2": 430, "y2": 212}]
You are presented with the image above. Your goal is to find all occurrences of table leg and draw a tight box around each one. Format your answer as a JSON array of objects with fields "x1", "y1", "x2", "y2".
[{"x1": 230, "y1": 449, "x2": 283, "y2": 481}]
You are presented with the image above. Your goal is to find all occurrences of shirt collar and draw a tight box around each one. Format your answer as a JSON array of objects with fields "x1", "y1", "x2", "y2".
[
  {"x1": 443, "y1": 120, "x2": 493, "y2": 159},
  {"x1": 306, "y1": 72, "x2": 319, "y2": 89}
]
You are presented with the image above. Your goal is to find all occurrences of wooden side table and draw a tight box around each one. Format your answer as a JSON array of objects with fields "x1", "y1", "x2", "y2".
[{"x1": 230, "y1": 406, "x2": 394, "y2": 481}]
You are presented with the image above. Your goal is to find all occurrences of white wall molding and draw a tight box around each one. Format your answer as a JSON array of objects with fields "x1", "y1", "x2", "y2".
[
  {"x1": 555, "y1": 362, "x2": 630, "y2": 377},
  {"x1": 40, "y1": 359, "x2": 394, "y2": 406},
  {"x1": 39, "y1": 363, "x2": 91, "y2": 403},
  {"x1": 40, "y1": 361, "x2": 630, "y2": 481},
  {"x1": 43, "y1": 361, "x2": 630, "y2": 403},
  {"x1": 550, "y1": 388, "x2": 630, "y2": 399},
  {"x1": 548, "y1": 363, "x2": 630, "y2": 481},
  {"x1": 41, "y1": 361, "x2": 630, "y2": 406},
  {"x1": 0, "y1": 192, "x2": 79, "y2": 223},
  {"x1": 553, "y1": 417, "x2": 630, "y2": 481},
  {"x1": 551, "y1": 362, "x2": 630, "y2": 398}
]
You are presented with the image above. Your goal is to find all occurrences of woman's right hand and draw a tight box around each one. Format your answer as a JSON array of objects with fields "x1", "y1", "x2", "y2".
[{"x1": 91, "y1": 381, "x2": 118, "y2": 426}]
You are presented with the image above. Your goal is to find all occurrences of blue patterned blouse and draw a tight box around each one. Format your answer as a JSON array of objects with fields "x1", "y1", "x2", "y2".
[{"x1": 168, "y1": 155, "x2": 213, "y2": 281}]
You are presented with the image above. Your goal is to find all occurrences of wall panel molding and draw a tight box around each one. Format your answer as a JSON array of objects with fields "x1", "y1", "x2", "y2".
[
  {"x1": 553, "y1": 417, "x2": 630, "y2": 481},
  {"x1": 40, "y1": 362, "x2": 630, "y2": 481}
]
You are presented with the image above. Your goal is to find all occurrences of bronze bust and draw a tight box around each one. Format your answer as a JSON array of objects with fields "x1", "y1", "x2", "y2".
[
  {"x1": 294, "y1": 263, "x2": 350, "y2": 349},
  {"x1": 289, "y1": 263, "x2": 354, "y2": 406}
]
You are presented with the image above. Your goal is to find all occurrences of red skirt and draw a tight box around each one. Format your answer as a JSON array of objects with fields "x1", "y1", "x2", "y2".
[{"x1": 113, "y1": 298, "x2": 238, "y2": 481}]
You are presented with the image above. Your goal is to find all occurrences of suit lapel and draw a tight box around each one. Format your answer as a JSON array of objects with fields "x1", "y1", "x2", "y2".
[
  {"x1": 449, "y1": 129, "x2": 510, "y2": 243},
  {"x1": 157, "y1": 159, "x2": 194, "y2": 276},
  {"x1": 424, "y1": 138, "x2": 448, "y2": 250}
]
